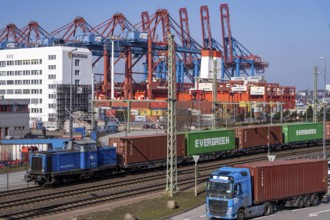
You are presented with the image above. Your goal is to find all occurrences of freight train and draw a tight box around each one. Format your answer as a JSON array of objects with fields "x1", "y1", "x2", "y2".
[{"x1": 25, "y1": 122, "x2": 329, "y2": 186}]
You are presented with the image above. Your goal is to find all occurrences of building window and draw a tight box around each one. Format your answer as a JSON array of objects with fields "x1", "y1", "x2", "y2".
[
  {"x1": 7, "y1": 89, "x2": 13, "y2": 94},
  {"x1": 23, "y1": 60, "x2": 31, "y2": 65},
  {"x1": 23, "y1": 80, "x2": 30, "y2": 84},
  {"x1": 48, "y1": 65, "x2": 56, "y2": 70},
  {"x1": 0, "y1": 61, "x2": 6, "y2": 67},
  {"x1": 49, "y1": 113, "x2": 56, "y2": 118},
  {"x1": 23, "y1": 89, "x2": 30, "y2": 94},
  {"x1": 0, "y1": 89, "x2": 5, "y2": 94},
  {"x1": 48, "y1": 55, "x2": 56, "y2": 60},
  {"x1": 7, "y1": 60, "x2": 14, "y2": 66},
  {"x1": 31, "y1": 98, "x2": 38, "y2": 104},
  {"x1": 48, "y1": 84, "x2": 56, "y2": 89},
  {"x1": 31, "y1": 59, "x2": 40, "y2": 64},
  {"x1": 23, "y1": 70, "x2": 30, "y2": 75},
  {"x1": 75, "y1": 70, "x2": 80, "y2": 76},
  {"x1": 15, "y1": 60, "x2": 22, "y2": 65},
  {"x1": 0, "y1": 71, "x2": 5, "y2": 76},
  {"x1": 15, "y1": 80, "x2": 22, "y2": 85},
  {"x1": 48, "y1": 74, "x2": 56, "y2": 79},
  {"x1": 74, "y1": 59, "x2": 80, "y2": 66},
  {"x1": 31, "y1": 80, "x2": 39, "y2": 84},
  {"x1": 31, "y1": 89, "x2": 39, "y2": 94},
  {"x1": 0, "y1": 80, "x2": 5, "y2": 85},
  {"x1": 15, "y1": 89, "x2": 22, "y2": 94},
  {"x1": 15, "y1": 71, "x2": 22, "y2": 75},
  {"x1": 7, "y1": 80, "x2": 13, "y2": 85},
  {"x1": 75, "y1": 80, "x2": 80, "y2": 85},
  {"x1": 48, "y1": 94, "x2": 56, "y2": 99},
  {"x1": 7, "y1": 71, "x2": 14, "y2": 76}
]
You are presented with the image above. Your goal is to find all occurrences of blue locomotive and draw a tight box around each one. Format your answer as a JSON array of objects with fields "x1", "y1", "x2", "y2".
[{"x1": 25, "y1": 140, "x2": 117, "y2": 185}]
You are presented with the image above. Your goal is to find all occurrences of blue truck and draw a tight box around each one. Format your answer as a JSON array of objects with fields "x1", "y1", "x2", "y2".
[{"x1": 206, "y1": 159, "x2": 328, "y2": 220}]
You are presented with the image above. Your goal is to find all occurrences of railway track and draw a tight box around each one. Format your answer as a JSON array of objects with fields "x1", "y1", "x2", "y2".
[{"x1": 0, "y1": 146, "x2": 325, "y2": 219}]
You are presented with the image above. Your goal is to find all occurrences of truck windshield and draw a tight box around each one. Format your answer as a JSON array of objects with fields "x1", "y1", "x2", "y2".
[{"x1": 206, "y1": 181, "x2": 233, "y2": 198}]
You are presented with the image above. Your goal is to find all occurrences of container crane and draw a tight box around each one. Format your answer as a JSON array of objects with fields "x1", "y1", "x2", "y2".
[
  {"x1": 19, "y1": 21, "x2": 50, "y2": 47},
  {"x1": 0, "y1": 23, "x2": 26, "y2": 49},
  {"x1": 220, "y1": 3, "x2": 268, "y2": 78},
  {"x1": 50, "y1": 16, "x2": 99, "y2": 45}
]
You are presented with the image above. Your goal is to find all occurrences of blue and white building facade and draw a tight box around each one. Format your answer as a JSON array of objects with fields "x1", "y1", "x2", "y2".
[{"x1": 0, "y1": 46, "x2": 92, "y2": 128}]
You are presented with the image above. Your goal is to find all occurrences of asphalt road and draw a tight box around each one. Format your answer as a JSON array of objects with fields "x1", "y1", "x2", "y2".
[
  {"x1": 167, "y1": 195, "x2": 330, "y2": 220},
  {"x1": 0, "y1": 171, "x2": 34, "y2": 191}
]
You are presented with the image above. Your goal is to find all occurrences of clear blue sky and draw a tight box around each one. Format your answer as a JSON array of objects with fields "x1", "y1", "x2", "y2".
[{"x1": 1, "y1": 0, "x2": 330, "y2": 91}]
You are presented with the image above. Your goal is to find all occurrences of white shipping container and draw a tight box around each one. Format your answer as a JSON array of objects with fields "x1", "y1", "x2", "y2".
[{"x1": 135, "y1": 115, "x2": 147, "y2": 122}]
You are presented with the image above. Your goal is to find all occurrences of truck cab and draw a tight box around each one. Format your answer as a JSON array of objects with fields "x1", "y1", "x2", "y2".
[{"x1": 206, "y1": 166, "x2": 266, "y2": 220}]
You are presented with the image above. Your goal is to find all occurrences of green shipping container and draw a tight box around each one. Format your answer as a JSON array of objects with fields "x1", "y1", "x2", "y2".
[
  {"x1": 282, "y1": 122, "x2": 323, "y2": 143},
  {"x1": 186, "y1": 129, "x2": 235, "y2": 156}
]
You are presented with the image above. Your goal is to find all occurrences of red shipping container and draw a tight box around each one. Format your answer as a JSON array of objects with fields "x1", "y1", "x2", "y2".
[
  {"x1": 109, "y1": 134, "x2": 186, "y2": 166},
  {"x1": 235, "y1": 159, "x2": 328, "y2": 204},
  {"x1": 235, "y1": 125, "x2": 283, "y2": 149},
  {"x1": 325, "y1": 121, "x2": 330, "y2": 140}
]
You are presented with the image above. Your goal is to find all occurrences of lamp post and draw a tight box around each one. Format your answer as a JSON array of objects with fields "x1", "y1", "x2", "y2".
[
  {"x1": 91, "y1": 66, "x2": 95, "y2": 132},
  {"x1": 320, "y1": 57, "x2": 327, "y2": 159},
  {"x1": 69, "y1": 48, "x2": 78, "y2": 139}
]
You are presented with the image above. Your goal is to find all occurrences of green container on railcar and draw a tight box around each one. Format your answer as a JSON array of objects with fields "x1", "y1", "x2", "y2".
[
  {"x1": 282, "y1": 122, "x2": 323, "y2": 143},
  {"x1": 185, "y1": 129, "x2": 235, "y2": 156}
]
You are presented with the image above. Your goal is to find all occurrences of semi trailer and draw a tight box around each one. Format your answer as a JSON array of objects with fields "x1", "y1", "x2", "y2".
[{"x1": 206, "y1": 159, "x2": 328, "y2": 220}]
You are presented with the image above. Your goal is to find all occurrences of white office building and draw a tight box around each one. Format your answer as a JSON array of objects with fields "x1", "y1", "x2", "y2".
[{"x1": 0, "y1": 46, "x2": 93, "y2": 128}]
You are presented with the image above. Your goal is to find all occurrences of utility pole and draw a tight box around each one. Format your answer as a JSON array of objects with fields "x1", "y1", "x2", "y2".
[
  {"x1": 313, "y1": 65, "x2": 317, "y2": 123},
  {"x1": 212, "y1": 57, "x2": 217, "y2": 129},
  {"x1": 320, "y1": 57, "x2": 327, "y2": 159},
  {"x1": 165, "y1": 34, "x2": 177, "y2": 197}
]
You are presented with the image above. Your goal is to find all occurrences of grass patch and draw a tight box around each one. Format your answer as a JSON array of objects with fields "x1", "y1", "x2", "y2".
[{"x1": 78, "y1": 185, "x2": 206, "y2": 220}]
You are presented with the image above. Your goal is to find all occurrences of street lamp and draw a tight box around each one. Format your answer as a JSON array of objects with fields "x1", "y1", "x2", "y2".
[
  {"x1": 69, "y1": 48, "x2": 78, "y2": 139},
  {"x1": 320, "y1": 56, "x2": 327, "y2": 159}
]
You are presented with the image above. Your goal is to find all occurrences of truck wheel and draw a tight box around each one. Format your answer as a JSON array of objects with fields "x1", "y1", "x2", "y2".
[
  {"x1": 264, "y1": 203, "x2": 272, "y2": 216},
  {"x1": 237, "y1": 208, "x2": 245, "y2": 220},
  {"x1": 311, "y1": 195, "x2": 319, "y2": 206},
  {"x1": 304, "y1": 196, "x2": 311, "y2": 207},
  {"x1": 297, "y1": 197, "x2": 304, "y2": 208}
]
